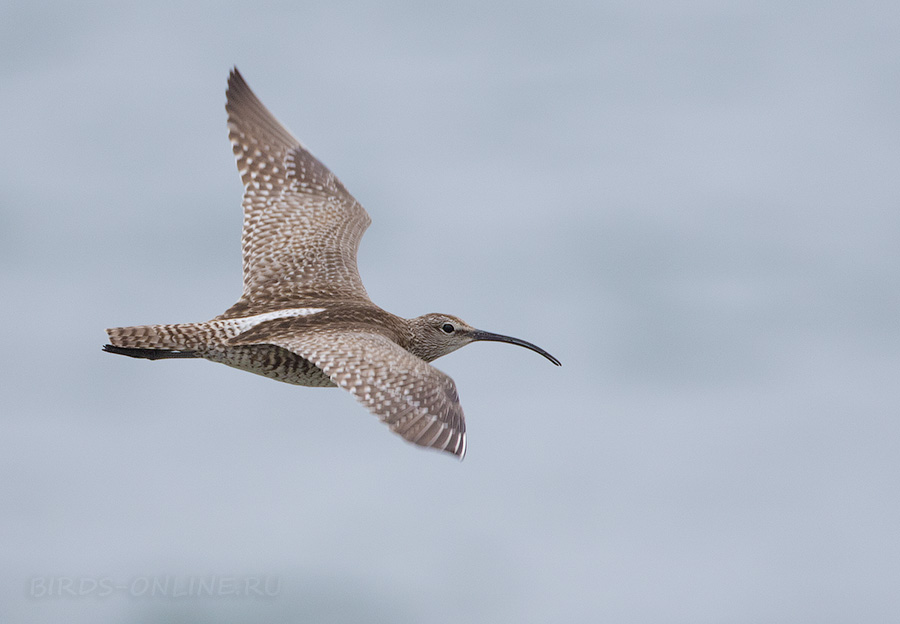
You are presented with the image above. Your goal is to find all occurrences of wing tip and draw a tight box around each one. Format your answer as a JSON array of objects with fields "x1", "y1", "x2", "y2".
[
  {"x1": 446, "y1": 431, "x2": 466, "y2": 461},
  {"x1": 227, "y1": 66, "x2": 245, "y2": 93},
  {"x1": 456, "y1": 433, "x2": 467, "y2": 461},
  {"x1": 224, "y1": 66, "x2": 300, "y2": 152},
  {"x1": 225, "y1": 66, "x2": 250, "y2": 109}
]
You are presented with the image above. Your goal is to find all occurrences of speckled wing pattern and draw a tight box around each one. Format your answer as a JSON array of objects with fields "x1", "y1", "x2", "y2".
[
  {"x1": 225, "y1": 68, "x2": 372, "y2": 307},
  {"x1": 260, "y1": 331, "x2": 467, "y2": 458}
]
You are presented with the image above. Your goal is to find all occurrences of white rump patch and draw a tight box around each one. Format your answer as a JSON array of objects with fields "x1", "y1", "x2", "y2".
[{"x1": 223, "y1": 307, "x2": 326, "y2": 335}]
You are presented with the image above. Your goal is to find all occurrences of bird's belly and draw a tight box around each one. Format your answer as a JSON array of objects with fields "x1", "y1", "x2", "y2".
[{"x1": 200, "y1": 344, "x2": 336, "y2": 387}]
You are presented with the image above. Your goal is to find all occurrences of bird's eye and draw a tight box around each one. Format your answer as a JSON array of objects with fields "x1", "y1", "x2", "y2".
[{"x1": 441, "y1": 323, "x2": 455, "y2": 333}]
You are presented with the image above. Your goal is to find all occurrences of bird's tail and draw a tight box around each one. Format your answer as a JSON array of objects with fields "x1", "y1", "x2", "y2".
[{"x1": 104, "y1": 322, "x2": 209, "y2": 360}]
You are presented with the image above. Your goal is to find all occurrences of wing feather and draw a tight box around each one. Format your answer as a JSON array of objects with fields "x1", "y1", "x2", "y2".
[
  {"x1": 255, "y1": 330, "x2": 467, "y2": 458},
  {"x1": 224, "y1": 68, "x2": 372, "y2": 311}
]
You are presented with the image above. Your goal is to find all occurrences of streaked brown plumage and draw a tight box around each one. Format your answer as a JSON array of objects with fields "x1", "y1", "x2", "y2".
[{"x1": 104, "y1": 68, "x2": 560, "y2": 459}]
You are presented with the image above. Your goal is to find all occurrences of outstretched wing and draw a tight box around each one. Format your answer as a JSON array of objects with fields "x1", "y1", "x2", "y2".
[
  {"x1": 258, "y1": 330, "x2": 467, "y2": 458},
  {"x1": 225, "y1": 68, "x2": 372, "y2": 309}
]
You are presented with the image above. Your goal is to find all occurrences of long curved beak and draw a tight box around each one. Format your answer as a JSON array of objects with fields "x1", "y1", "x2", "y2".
[{"x1": 471, "y1": 330, "x2": 561, "y2": 366}]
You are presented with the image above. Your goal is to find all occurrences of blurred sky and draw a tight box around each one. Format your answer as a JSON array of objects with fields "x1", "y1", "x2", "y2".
[{"x1": 2, "y1": 1, "x2": 900, "y2": 622}]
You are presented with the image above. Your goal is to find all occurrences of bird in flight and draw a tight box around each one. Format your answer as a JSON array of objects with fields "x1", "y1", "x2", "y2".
[{"x1": 104, "y1": 68, "x2": 560, "y2": 459}]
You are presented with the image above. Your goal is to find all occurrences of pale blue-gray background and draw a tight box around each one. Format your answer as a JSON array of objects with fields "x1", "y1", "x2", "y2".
[{"x1": 2, "y1": 1, "x2": 899, "y2": 622}]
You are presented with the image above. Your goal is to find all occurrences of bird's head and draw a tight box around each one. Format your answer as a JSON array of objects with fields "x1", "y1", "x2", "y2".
[{"x1": 408, "y1": 313, "x2": 561, "y2": 366}]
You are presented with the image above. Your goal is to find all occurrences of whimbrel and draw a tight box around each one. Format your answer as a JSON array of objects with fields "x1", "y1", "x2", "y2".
[{"x1": 104, "y1": 68, "x2": 560, "y2": 459}]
